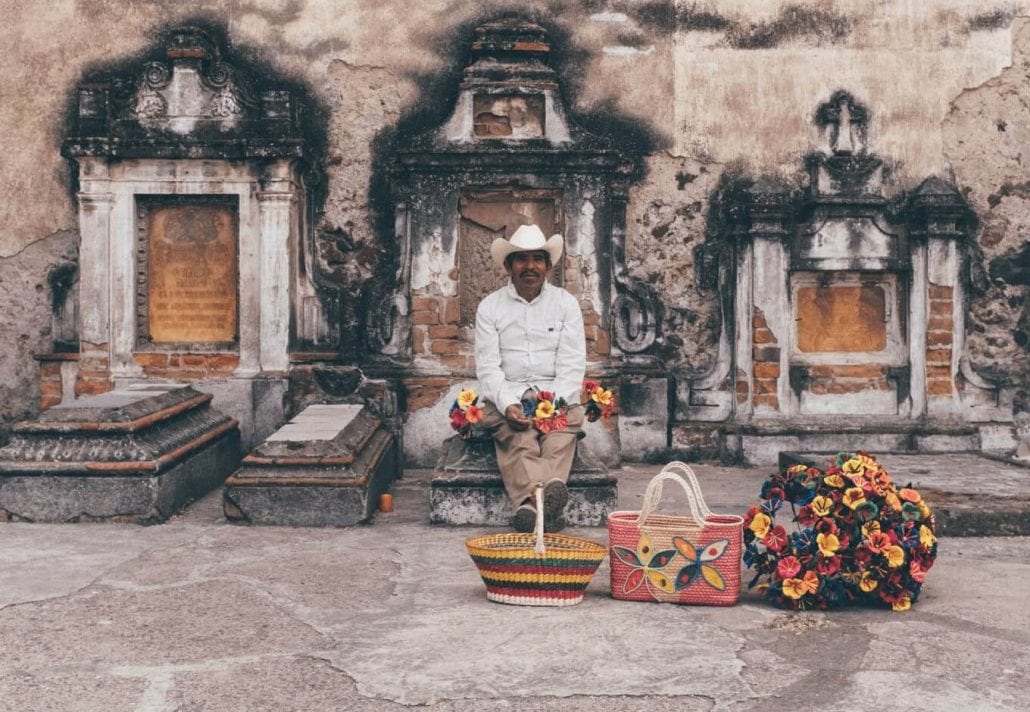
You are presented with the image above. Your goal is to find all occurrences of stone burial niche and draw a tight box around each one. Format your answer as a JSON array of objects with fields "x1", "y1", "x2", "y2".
[
  {"x1": 57, "y1": 26, "x2": 327, "y2": 449},
  {"x1": 685, "y1": 91, "x2": 1017, "y2": 463},
  {"x1": 370, "y1": 18, "x2": 663, "y2": 467}
]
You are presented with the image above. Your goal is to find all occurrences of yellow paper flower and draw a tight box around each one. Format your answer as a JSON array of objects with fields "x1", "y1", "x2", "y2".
[
  {"x1": 748, "y1": 512, "x2": 772, "y2": 539},
  {"x1": 919, "y1": 524, "x2": 937, "y2": 547},
  {"x1": 885, "y1": 491, "x2": 902, "y2": 512},
  {"x1": 781, "y1": 577, "x2": 808, "y2": 600},
  {"x1": 591, "y1": 388, "x2": 613, "y2": 406},
  {"x1": 824, "y1": 474, "x2": 845, "y2": 488},
  {"x1": 886, "y1": 545, "x2": 905, "y2": 568},
  {"x1": 811, "y1": 496, "x2": 833, "y2": 517},
  {"x1": 457, "y1": 389, "x2": 477, "y2": 410},
  {"x1": 859, "y1": 572, "x2": 878, "y2": 592},
  {"x1": 843, "y1": 458, "x2": 866, "y2": 476},
  {"x1": 842, "y1": 487, "x2": 866, "y2": 510},
  {"x1": 918, "y1": 501, "x2": 932, "y2": 520},
  {"x1": 817, "y1": 532, "x2": 840, "y2": 557},
  {"x1": 861, "y1": 520, "x2": 881, "y2": 539},
  {"x1": 535, "y1": 400, "x2": 556, "y2": 419},
  {"x1": 892, "y1": 595, "x2": 912, "y2": 612}
]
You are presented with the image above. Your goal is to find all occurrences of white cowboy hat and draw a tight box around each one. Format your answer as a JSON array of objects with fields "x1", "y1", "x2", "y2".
[{"x1": 490, "y1": 224, "x2": 564, "y2": 269}]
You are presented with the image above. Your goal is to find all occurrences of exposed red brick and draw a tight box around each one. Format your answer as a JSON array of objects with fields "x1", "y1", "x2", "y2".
[
  {"x1": 928, "y1": 285, "x2": 953, "y2": 299},
  {"x1": 412, "y1": 310, "x2": 440, "y2": 326},
  {"x1": 407, "y1": 385, "x2": 449, "y2": 411},
  {"x1": 431, "y1": 339, "x2": 462, "y2": 355},
  {"x1": 927, "y1": 316, "x2": 953, "y2": 331},
  {"x1": 926, "y1": 348, "x2": 951, "y2": 365},
  {"x1": 429, "y1": 324, "x2": 461, "y2": 339},
  {"x1": 206, "y1": 354, "x2": 240, "y2": 371},
  {"x1": 808, "y1": 382, "x2": 827, "y2": 395},
  {"x1": 582, "y1": 310, "x2": 601, "y2": 326},
  {"x1": 754, "y1": 362, "x2": 780, "y2": 378},
  {"x1": 929, "y1": 300, "x2": 953, "y2": 317},
  {"x1": 441, "y1": 297, "x2": 460, "y2": 324},
  {"x1": 752, "y1": 346, "x2": 781, "y2": 362},
  {"x1": 412, "y1": 296, "x2": 438, "y2": 313},
  {"x1": 753, "y1": 329, "x2": 776, "y2": 345},
  {"x1": 38, "y1": 361, "x2": 62, "y2": 378},
  {"x1": 133, "y1": 353, "x2": 169, "y2": 368},
  {"x1": 926, "y1": 332, "x2": 953, "y2": 347},
  {"x1": 181, "y1": 354, "x2": 206, "y2": 367},
  {"x1": 594, "y1": 328, "x2": 611, "y2": 356},
  {"x1": 826, "y1": 381, "x2": 866, "y2": 394},
  {"x1": 75, "y1": 377, "x2": 113, "y2": 397},
  {"x1": 754, "y1": 378, "x2": 777, "y2": 395},
  {"x1": 926, "y1": 365, "x2": 952, "y2": 380},
  {"x1": 412, "y1": 325, "x2": 430, "y2": 354},
  {"x1": 926, "y1": 380, "x2": 953, "y2": 396},
  {"x1": 40, "y1": 393, "x2": 63, "y2": 410},
  {"x1": 815, "y1": 365, "x2": 885, "y2": 378},
  {"x1": 752, "y1": 394, "x2": 779, "y2": 408}
]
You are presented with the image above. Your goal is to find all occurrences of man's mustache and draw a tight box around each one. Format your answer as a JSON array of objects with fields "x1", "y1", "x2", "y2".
[{"x1": 519, "y1": 270, "x2": 541, "y2": 277}]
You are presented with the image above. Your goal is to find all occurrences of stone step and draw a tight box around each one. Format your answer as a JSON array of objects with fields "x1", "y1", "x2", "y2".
[
  {"x1": 429, "y1": 436, "x2": 617, "y2": 527},
  {"x1": 223, "y1": 403, "x2": 400, "y2": 526},
  {"x1": 726, "y1": 421, "x2": 982, "y2": 465},
  {"x1": 0, "y1": 384, "x2": 240, "y2": 523}
]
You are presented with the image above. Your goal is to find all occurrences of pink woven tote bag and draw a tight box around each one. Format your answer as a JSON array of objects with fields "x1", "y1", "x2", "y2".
[{"x1": 608, "y1": 462, "x2": 744, "y2": 606}]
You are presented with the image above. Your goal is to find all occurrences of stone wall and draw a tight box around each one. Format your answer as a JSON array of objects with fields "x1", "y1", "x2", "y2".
[{"x1": 0, "y1": 0, "x2": 1026, "y2": 446}]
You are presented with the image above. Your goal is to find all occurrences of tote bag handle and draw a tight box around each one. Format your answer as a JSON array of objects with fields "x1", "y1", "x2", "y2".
[{"x1": 636, "y1": 461, "x2": 714, "y2": 527}]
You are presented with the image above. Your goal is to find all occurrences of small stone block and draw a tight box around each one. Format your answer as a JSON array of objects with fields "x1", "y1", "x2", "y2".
[
  {"x1": 0, "y1": 385, "x2": 240, "y2": 523},
  {"x1": 429, "y1": 436, "x2": 617, "y2": 526},
  {"x1": 223, "y1": 404, "x2": 400, "y2": 526}
]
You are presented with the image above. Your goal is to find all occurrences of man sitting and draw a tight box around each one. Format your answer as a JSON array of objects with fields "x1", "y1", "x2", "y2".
[{"x1": 473, "y1": 224, "x2": 586, "y2": 533}]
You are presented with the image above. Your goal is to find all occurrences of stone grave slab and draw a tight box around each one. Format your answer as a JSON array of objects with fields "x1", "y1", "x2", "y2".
[
  {"x1": 0, "y1": 384, "x2": 240, "y2": 523},
  {"x1": 223, "y1": 404, "x2": 400, "y2": 526},
  {"x1": 430, "y1": 436, "x2": 617, "y2": 526}
]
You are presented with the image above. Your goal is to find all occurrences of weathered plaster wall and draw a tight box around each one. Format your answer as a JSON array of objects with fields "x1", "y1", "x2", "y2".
[
  {"x1": 944, "y1": 18, "x2": 1030, "y2": 411},
  {"x1": 0, "y1": 0, "x2": 1026, "y2": 431}
]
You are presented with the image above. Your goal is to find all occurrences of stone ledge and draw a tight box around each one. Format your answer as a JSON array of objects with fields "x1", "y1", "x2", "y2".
[{"x1": 429, "y1": 436, "x2": 617, "y2": 527}]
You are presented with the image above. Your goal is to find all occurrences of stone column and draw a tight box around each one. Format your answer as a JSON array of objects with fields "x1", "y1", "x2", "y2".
[
  {"x1": 256, "y1": 160, "x2": 295, "y2": 374},
  {"x1": 75, "y1": 158, "x2": 116, "y2": 395},
  {"x1": 76, "y1": 159, "x2": 112, "y2": 349}
]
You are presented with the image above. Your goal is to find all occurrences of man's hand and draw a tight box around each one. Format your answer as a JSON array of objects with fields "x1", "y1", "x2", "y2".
[{"x1": 504, "y1": 404, "x2": 532, "y2": 431}]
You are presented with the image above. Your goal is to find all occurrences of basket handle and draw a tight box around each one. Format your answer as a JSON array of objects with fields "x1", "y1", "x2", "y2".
[
  {"x1": 636, "y1": 461, "x2": 713, "y2": 527},
  {"x1": 533, "y1": 484, "x2": 546, "y2": 555}
]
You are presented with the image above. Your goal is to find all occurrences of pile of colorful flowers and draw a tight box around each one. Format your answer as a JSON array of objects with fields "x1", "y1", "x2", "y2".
[
  {"x1": 448, "y1": 388, "x2": 485, "y2": 440},
  {"x1": 742, "y1": 452, "x2": 937, "y2": 611}
]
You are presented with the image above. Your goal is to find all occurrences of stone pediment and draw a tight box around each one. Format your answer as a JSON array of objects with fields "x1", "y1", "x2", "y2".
[{"x1": 63, "y1": 26, "x2": 306, "y2": 160}]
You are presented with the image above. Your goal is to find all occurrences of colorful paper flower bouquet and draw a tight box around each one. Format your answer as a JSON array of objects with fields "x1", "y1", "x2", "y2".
[
  {"x1": 743, "y1": 452, "x2": 937, "y2": 611},
  {"x1": 448, "y1": 380, "x2": 615, "y2": 439}
]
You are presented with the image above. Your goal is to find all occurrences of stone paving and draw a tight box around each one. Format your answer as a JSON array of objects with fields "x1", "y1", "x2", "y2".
[{"x1": 0, "y1": 458, "x2": 1028, "y2": 711}]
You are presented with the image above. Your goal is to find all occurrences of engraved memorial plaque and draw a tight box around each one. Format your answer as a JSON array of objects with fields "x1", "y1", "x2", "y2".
[
  {"x1": 140, "y1": 199, "x2": 238, "y2": 344},
  {"x1": 796, "y1": 284, "x2": 887, "y2": 353}
]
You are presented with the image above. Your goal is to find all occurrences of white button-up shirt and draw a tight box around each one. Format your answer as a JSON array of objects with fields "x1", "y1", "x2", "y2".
[{"x1": 475, "y1": 279, "x2": 586, "y2": 410}]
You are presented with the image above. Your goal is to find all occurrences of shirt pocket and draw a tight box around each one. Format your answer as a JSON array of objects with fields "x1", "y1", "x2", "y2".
[{"x1": 529, "y1": 320, "x2": 563, "y2": 353}]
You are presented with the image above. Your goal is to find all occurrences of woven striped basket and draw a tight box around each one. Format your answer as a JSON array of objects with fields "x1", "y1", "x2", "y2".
[{"x1": 466, "y1": 486, "x2": 607, "y2": 606}]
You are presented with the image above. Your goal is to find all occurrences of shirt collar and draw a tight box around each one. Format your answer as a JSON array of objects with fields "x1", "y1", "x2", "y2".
[{"x1": 505, "y1": 278, "x2": 550, "y2": 305}]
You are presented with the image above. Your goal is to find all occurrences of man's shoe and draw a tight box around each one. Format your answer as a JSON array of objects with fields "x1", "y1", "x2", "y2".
[
  {"x1": 512, "y1": 503, "x2": 537, "y2": 533},
  {"x1": 542, "y1": 479, "x2": 569, "y2": 532}
]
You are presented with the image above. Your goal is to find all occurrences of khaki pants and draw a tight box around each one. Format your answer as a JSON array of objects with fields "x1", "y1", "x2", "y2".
[{"x1": 480, "y1": 393, "x2": 584, "y2": 507}]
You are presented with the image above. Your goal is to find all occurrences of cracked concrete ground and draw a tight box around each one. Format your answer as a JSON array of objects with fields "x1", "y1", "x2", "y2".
[{"x1": 1, "y1": 461, "x2": 1028, "y2": 711}]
